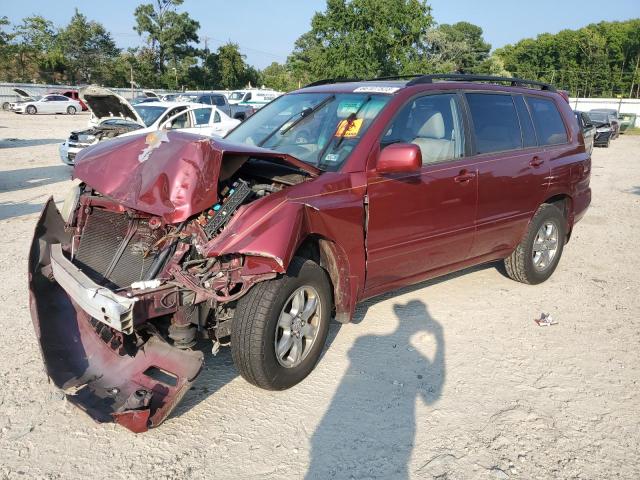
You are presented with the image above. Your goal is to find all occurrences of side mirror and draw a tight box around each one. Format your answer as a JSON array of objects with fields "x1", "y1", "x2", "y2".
[{"x1": 377, "y1": 143, "x2": 422, "y2": 173}]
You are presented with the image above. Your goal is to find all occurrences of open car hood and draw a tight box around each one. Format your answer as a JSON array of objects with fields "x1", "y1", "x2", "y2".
[
  {"x1": 73, "y1": 131, "x2": 320, "y2": 223},
  {"x1": 80, "y1": 85, "x2": 145, "y2": 126},
  {"x1": 13, "y1": 88, "x2": 34, "y2": 100}
]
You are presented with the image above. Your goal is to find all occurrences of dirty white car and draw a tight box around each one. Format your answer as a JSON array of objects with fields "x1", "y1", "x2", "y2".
[
  {"x1": 59, "y1": 86, "x2": 241, "y2": 165},
  {"x1": 11, "y1": 93, "x2": 82, "y2": 115}
]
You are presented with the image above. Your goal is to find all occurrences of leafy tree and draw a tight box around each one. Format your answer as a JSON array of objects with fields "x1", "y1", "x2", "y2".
[
  {"x1": 495, "y1": 19, "x2": 640, "y2": 97},
  {"x1": 57, "y1": 9, "x2": 119, "y2": 83},
  {"x1": 216, "y1": 42, "x2": 258, "y2": 89},
  {"x1": 262, "y1": 62, "x2": 298, "y2": 91},
  {"x1": 429, "y1": 22, "x2": 491, "y2": 73},
  {"x1": 288, "y1": 0, "x2": 434, "y2": 81},
  {"x1": 12, "y1": 16, "x2": 62, "y2": 82},
  {"x1": 134, "y1": 0, "x2": 199, "y2": 74}
]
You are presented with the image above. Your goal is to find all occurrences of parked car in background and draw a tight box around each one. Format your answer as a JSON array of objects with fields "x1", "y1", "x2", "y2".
[
  {"x1": 177, "y1": 92, "x2": 255, "y2": 120},
  {"x1": 588, "y1": 111, "x2": 617, "y2": 147},
  {"x1": 11, "y1": 94, "x2": 82, "y2": 115},
  {"x1": 574, "y1": 111, "x2": 595, "y2": 154},
  {"x1": 590, "y1": 109, "x2": 620, "y2": 139},
  {"x1": 53, "y1": 89, "x2": 88, "y2": 111},
  {"x1": 2, "y1": 88, "x2": 35, "y2": 110},
  {"x1": 228, "y1": 88, "x2": 281, "y2": 105},
  {"x1": 59, "y1": 86, "x2": 240, "y2": 165},
  {"x1": 618, "y1": 113, "x2": 637, "y2": 133},
  {"x1": 31, "y1": 74, "x2": 591, "y2": 432}
]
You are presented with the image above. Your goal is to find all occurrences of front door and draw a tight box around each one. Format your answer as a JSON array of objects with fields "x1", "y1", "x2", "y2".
[{"x1": 364, "y1": 93, "x2": 477, "y2": 296}]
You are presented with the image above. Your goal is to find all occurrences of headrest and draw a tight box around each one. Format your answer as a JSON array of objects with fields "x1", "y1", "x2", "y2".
[{"x1": 417, "y1": 112, "x2": 445, "y2": 139}]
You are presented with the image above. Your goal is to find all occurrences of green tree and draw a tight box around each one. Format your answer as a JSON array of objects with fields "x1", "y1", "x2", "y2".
[
  {"x1": 495, "y1": 19, "x2": 640, "y2": 97},
  {"x1": 288, "y1": 0, "x2": 434, "y2": 81},
  {"x1": 262, "y1": 62, "x2": 298, "y2": 91},
  {"x1": 57, "y1": 9, "x2": 119, "y2": 83},
  {"x1": 12, "y1": 16, "x2": 63, "y2": 82},
  {"x1": 134, "y1": 0, "x2": 199, "y2": 74},
  {"x1": 217, "y1": 42, "x2": 256, "y2": 89},
  {"x1": 429, "y1": 22, "x2": 491, "y2": 73}
]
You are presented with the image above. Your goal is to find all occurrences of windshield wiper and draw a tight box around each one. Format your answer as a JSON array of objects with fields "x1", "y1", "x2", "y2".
[
  {"x1": 258, "y1": 95, "x2": 336, "y2": 147},
  {"x1": 316, "y1": 95, "x2": 372, "y2": 165}
]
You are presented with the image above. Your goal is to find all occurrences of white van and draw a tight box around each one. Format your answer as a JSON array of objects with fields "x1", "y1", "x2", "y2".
[{"x1": 228, "y1": 89, "x2": 281, "y2": 106}]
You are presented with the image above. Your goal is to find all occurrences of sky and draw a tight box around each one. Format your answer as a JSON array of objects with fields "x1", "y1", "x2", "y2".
[{"x1": 2, "y1": 0, "x2": 639, "y2": 69}]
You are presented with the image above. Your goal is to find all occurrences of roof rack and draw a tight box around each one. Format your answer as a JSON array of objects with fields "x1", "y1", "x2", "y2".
[
  {"x1": 304, "y1": 78, "x2": 360, "y2": 88},
  {"x1": 304, "y1": 74, "x2": 420, "y2": 88},
  {"x1": 406, "y1": 74, "x2": 555, "y2": 91}
]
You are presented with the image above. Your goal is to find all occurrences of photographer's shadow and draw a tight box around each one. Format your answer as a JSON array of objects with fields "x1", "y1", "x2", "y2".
[{"x1": 306, "y1": 300, "x2": 445, "y2": 480}]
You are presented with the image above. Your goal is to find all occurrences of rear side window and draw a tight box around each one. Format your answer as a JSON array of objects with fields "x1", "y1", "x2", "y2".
[
  {"x1": 526, "y1": 97, "x2": 568, "y2": 146},
  {"x1": 514, "y1": 96, "x2": 537, "y2": 148},
  {"x1": 213, "y1": 96, "x2": 226, "y2": 106},
  {"x1": 466, "y1": 93, "x2": 521, "y2": 154},
  {"x1": 194, "y1": 108, "x2": 211, "y2": 125}
]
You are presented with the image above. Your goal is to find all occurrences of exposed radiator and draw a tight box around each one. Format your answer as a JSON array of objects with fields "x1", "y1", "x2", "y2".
[{"x1": 74, "y1": 208, "x2": 164, "y2": 289}]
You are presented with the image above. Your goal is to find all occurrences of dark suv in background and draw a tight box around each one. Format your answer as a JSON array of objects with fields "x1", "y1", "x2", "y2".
[{"x1": 30, "y1": 74, "x2": 590, "y2": 432}]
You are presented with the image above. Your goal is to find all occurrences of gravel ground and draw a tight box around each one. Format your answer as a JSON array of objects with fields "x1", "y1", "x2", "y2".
[{"x1": 0, "y1": 110, "x2": 639, "y2": 479}]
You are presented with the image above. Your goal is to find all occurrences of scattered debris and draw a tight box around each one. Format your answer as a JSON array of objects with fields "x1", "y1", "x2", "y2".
[{"x1": 534, "y1": 313, "x2": 558, "y2": 327}]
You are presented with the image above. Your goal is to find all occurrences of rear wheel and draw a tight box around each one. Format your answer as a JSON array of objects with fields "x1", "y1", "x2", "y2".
[
  {"x1": 26, "y1": 105, "x2": 37, "y2": 114},
  {"x1": 504, "y1": 204, "x2": 566, "y2": 285},
  {"x1": 66, "y1": 106, "x2": 77, "y2": 115},
  {"x1": 231, "y1": 257, "x2": 332, "y2": 390}
]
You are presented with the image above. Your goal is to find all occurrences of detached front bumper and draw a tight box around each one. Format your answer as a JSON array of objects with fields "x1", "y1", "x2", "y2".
[{"x1": 28, "y1": 198, "x2": 204, "y2": 433}]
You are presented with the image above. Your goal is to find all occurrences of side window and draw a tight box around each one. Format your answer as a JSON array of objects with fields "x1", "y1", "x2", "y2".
[
  {"x1": 526, "y1": 96, "x2": 568, "y2": 146},
  {"x1": 381, "y1": 93, "x2": 464, "y2": 165},
  {"x1": 194, "y1": 108, "x2": 212, "y2": 125},
  {"x1": 159, "y1": 106, "x2": 187, "y2": 126},
  {"x1": 213, "y1": 96, "x2": 226, "y2": 106},
  {"x1": 214, "y1": 111, "x2": 221, "y2": 123},
  {"x1": 245, "y1": 93, "x2": 252, "y2": 101},
  {"x1": 466, "y1": 93, "x2": 522, "y2": 154},
  {"x1": 514, "y1": 95, "x2": 538, "y2": 148},
  {"x1": 167, "y1": 111, "x2": 192, "y2": 129}
]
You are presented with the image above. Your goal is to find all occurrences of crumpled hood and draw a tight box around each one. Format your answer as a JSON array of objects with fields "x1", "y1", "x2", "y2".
[{"x1": 73, "y1": 130, "x2": 319, "y2": 223}]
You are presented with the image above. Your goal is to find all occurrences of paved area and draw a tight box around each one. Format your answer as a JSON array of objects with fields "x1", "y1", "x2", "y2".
[{"x1": 0, "y1": 111, "x2": 639, "y2": 479}]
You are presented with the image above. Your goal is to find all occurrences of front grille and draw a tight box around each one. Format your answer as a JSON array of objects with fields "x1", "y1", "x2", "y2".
[{"x1": 74, "y1": 208, "x2": 164, "y2": 289}]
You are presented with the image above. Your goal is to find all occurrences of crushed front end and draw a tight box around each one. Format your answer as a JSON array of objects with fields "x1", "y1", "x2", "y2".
[{"x1": 29, "y1": 131, "x2": 310, "y2": 432}]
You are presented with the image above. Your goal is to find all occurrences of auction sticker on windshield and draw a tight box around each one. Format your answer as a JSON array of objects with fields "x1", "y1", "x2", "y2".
[{"x1": 335, "y1": 118, "x2": 363, "y2": 137}]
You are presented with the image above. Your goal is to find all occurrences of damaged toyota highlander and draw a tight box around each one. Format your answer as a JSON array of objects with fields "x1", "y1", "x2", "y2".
[{"x1": 29, "y1": 75, "x2": 591, "y2": 432}]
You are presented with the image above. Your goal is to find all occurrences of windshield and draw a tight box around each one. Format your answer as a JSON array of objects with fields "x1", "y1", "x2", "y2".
[
  {"x1": 588, "y1": 112, "x2": 609, "y2": 123},
  {"x1": 229, "y1": 92, "x2": 245, "y2": 100},
  {"x1": 225, "y1": 92, "x2": 391, "y2": 171},
  {"x1": 133, "y1": 105, "x2": 166, "y2": 127}
]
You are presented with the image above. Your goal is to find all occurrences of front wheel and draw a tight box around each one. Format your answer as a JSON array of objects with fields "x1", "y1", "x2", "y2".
[
  {"x1": 231, "y1": 257, "x2": 332, "y2": 390},
  {"x1": 504, "y1": 204, "x2": 566, "y2": 285},
  {"x1": 26, "y1": 105, "x2": 36, "y2": 114},
  {"x1": 66, "y1": 106, "x2": 76, "y2": 115}
]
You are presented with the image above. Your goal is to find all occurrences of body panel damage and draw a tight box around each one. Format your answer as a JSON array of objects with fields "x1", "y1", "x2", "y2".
[{"x1": 29, "y1": 199, "x2": 203, "y2": 433}]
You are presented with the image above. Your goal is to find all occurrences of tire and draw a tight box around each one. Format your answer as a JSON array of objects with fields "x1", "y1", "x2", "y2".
[
  {"x1": 26, "y1": 105, "x2": 37, "y2": 115},
  {"x1": 504, "y1": 204, "x2": 566, "y2": 285},
  {"x1": 605, "y1": 137, "x2": 610, "y2": 148},
  {"x1": 231, "y1": 257, "x2": 332, "y2": 390},
  {"x1": 66, "y1": 106, "x2": 77, "y2": 115},
  {"x1": 1, "y1": 102, "x2": 9, "y2": 111}
]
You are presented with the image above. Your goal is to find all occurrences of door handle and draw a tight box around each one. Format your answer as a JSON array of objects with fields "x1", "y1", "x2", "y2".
[
  {"x1": 454, "y1": 170, "x2": 476, "y2": 183},
  {"x1": 529, "y1": 156, "x2": 545, "y2": 168}
]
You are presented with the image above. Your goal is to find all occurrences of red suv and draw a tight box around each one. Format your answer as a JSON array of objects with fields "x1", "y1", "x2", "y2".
[{"x1": 29, "y1": 75, "x2": 591, "y2": 432}]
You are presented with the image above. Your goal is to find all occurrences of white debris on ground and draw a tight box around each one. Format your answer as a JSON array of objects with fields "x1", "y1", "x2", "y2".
[{"x1": 0, "y1": 111, "x2": 639, "y2": 479}]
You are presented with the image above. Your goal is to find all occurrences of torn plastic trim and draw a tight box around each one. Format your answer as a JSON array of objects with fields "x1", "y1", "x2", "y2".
[
  {"x1": 50, "y1": 243, "x2": 137, "y2": 334},
  {"x1": 29, "y1": 198, "x2": 204, "y2": 433}
]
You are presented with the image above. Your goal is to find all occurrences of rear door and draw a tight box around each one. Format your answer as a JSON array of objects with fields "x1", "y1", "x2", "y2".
[
  {"x1": 467, "y1": 92, "x2": 551, "y2": 258},
  {"x1": 365, "y1": 92, "x2": 477, "y2": 294}
]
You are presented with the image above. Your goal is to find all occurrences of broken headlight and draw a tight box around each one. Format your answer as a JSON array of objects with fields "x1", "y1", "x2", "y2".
[{"x1": 60, "y1": 179, "x2": 83, "y2": 225}]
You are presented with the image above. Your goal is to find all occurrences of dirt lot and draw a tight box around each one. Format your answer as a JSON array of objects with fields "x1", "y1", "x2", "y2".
[{"x1": 0, "y1": 110, "x2": 639, "y2": 479}]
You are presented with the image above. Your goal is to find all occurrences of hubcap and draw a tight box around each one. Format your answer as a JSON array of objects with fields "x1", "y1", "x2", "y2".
[
  {"x1": 274, "y1": 286, "x2": 321, "y2": 368},
  {"x1": 532, "y1": 221, "x2": 559, "y2": 271}
]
